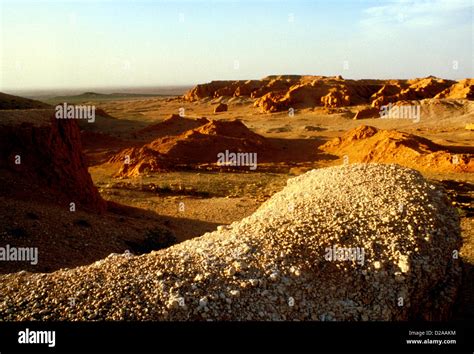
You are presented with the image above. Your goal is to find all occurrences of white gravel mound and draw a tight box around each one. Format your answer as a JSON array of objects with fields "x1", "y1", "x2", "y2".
[{"x1": 0, "y1": 163, "x2": 462, "y2": 321}]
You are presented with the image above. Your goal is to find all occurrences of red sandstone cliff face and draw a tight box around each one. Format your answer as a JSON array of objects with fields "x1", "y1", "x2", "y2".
[
  {"x1": 0, "y1": 110, "x2": 106, "y2": 213},
  {"x1": 183, "y1": 76, "x2": 467, "y2": 113},
  {"x1": 370, "y1": 77, "x2": 455, "y2": 108},
  {"x1": 183, "y1": 76, "x2": 301, "y2": 102},
  {"x1": 435, "y1": 79, "x2": 474, "y2": 99}
]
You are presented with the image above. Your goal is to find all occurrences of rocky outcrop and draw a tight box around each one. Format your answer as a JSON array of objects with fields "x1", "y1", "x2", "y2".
[
  {"x1": 254, "y1": 81, "x2": 378, "y2": 113},
  {"x1": 250, "y1": 76, "x2": 300, "y2": 99},
  {"x1": 234, "y1": 80, "x2": 263, "y2": 97},
  {"x1": 186, "y1": 76, "x2": 383, "y2": 113},
  {"x1": 138, "y1": 114, "x2": 209, "y2": 138},
  {"x1": 111, "y1": 119, "x2": 272, "y2": 176},
  {"x1": 435, "y1": 79, "x2": 474, "y2": 100},
  {"x1": 321, "y1": 88, "x2": 351, "y2": 108},
  {"x1": 0, "y1": 109, "x2": 106, "y2": 213},
  {"x1": 321, "y1": 125, "x2": 473, "y2": 173},
  {"x1": 253, "y1": 91, "x2": 288, "y2": 113},
  {"x1": 184, "y1": 81, "x2": 236, "y2": 101},
  {"x1": 0, "y1": 164, "x2": 462, "y2": 320},
  {"x1": 370, "y1": 78, "x2": 455, "y2": 108},
  {"x1": 353, "y1": 107, "x2": 380, "y2": 120},
  {"x1": 184, "y1": 76, "x2": 468, "y2": 113},
  {"x1": 214, "y1": 102, "x2": 228, "y2": 113},
  {"x1": 370, "y1": 84, "x2": 405, "y2": 108}
]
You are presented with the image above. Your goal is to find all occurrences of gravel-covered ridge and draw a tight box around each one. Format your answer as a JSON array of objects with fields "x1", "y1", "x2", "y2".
[{"x1": 0, "y1": 163, "x2": 462, "y2": 321}]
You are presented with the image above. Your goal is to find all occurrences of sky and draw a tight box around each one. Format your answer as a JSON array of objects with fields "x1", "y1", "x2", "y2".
[{"x1": 0, "y1": 0, "x2": 472, "y2": 91}]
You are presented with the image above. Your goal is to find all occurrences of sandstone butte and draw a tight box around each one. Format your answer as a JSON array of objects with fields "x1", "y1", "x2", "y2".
[{"x1": 0, "y1": 109, "x2": 106, "y2": 213}]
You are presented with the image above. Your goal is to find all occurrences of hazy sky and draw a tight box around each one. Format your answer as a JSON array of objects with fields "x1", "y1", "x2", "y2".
[{"x1": 0, "y1": 0, "x2": 472, "y2": 90}]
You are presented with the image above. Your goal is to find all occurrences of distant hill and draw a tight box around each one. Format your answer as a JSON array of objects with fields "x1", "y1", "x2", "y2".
[
  {"x1": 43, "y1": 92, "x2": 167, "y2": 105},
  {"x1": 0, "y1": 92, "x2": 51, "y2": 110}
]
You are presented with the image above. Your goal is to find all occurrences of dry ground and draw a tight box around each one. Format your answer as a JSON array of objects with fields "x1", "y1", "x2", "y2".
[
  {"x1": 87, "y1": 95, "x2": 473, "y2": 319},
  {"x1": 8, "y1": 93, "x2": 472, "y2": 319}
]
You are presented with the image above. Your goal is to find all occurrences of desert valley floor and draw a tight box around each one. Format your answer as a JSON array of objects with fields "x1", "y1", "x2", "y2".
[{"x1": 0, "y1": 75, "x2": 472, "y2": 320}]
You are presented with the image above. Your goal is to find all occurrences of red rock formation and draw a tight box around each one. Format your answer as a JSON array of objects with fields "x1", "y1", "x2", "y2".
[
  {"x1": 194, "y1": 119, "x2": 266, "y2": 141},
  {"x1": 138, "y1": 114, "x2": 209, "y2": 138},
  {"x1": 398, "y1": 77, "x2": 454, "y2": 100},
  {"x1": 284, "y1": 82, "x2": 325, "y2": 106},
  {"x1": 184, "y1": 81, "x2": 236, "y2": 101},
  {"x1": 214, "y1": 102, "x2": 228, "y2": 113},
  {"x1": 321, "y1": 125, "x2": 473, "y2": 173},
  {"x1": 370, "y1": 84, "x2": 404, "y2": 108},
  {"x1": 184, "y1": 76, "x2": 469, "y2": 113},
  {"x1": 253, "y1": 91, "x2": 288, "y2": 112},
  {"x1": 234, "y1": 80, "x2": 262, "y2": 96},
  {"x1": 321, "y1": 88, "x2": 351, "y2": 108},
  {"x1": 435, "y1": 79, "x2": 474, "y2": 99},
  {"x1": 110, "y1": 146, "x2": 169, "y2": 176},
  {"x1": 112, "y1": 119, "x2": 272, "y2": 176},
  {"x1": 371, "y1": 77, "x2": 454, "y2": 108},
  {"x1": 250, "y1": 77, "x2": 299, "y2": 99},
  {"x1": 336, "y1": 125, "x2": 379, "y2": 142},
  {"x1": 213, "y1": 83, "x2": 240, "y2": 98},
  {"x1": 353, "y1": 107, "x2": 380, "y2": 120},
  {"x1": 0, "y1": 109, "x2": 106, "y2": 213}
]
